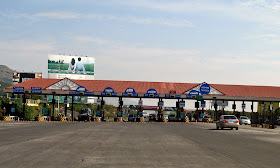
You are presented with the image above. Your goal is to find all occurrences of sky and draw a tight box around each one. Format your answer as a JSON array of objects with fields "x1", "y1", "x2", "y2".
[{"x1": 1, "y1": 0, "x2": 280, "y2": 87}]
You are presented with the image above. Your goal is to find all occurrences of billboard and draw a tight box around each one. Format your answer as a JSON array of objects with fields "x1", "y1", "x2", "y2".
[
  {"x1": 13, "y1": 72, "x2": 42, "y2": 85},
  {"x1": 48, "y1": 55, "x2": 95, "y2": 80}
]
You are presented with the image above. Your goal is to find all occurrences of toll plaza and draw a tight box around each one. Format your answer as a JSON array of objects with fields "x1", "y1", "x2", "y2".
[{"x1": 3, "y1": 78, "x2": 280, "y2": 128}]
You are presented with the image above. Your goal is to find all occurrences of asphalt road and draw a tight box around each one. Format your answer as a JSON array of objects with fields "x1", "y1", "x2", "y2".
[{"x1": 0, "y1": 122, "x2": 280, "y2": 168}]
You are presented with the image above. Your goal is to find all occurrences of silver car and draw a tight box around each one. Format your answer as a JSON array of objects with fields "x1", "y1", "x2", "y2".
[
  {"x1": 216, "y1": 115, "x2": 239, "y2": 130},
  {"x1": 239, "y1": 116, "x2": 251, "y2": 125}
]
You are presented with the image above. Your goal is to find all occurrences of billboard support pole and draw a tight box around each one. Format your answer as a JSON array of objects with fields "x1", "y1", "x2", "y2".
[{"x1": 71, "y1": 96, "x2": 74, "y2": 121}]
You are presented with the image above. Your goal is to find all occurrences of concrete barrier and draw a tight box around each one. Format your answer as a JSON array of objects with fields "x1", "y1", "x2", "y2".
[
  {"x1": 35, "y1": 116, "x2": 45, "y2": 122},
  {"x1": 252, "y1": 124, "x2": 260, "y2": 127},
  {"x1": 94, "y1": 117, "x2": 101, "y2": 122},
  {"x1": 116, "y1": 117, "x2": 123, "y2": 122},
  {"x1": 57, "y1": 117, "x2": 67, "y2": 122},
  {"x1": 2, "y1": 116, "x2": 10, "y2": 121}
]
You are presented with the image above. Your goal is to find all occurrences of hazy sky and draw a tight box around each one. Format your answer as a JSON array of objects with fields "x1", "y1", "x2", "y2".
[{"x1": 1, "y1": 0, "x2": 280, "y2": 86}]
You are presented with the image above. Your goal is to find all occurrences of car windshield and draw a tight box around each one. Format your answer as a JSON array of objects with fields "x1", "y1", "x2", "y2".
[
  {"x1": 80, "y1": 109, "x2": 90, "y2": 114},
  {"x1": 241, "y1": 117, "x2": 248, "y2": 119},
  {"x1": 224, "y1": 116, "x2": 237, "y2": 119}
]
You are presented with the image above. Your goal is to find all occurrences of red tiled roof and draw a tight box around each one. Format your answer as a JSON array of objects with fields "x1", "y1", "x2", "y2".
[
  {"x1": 73, "y1": 80, "x2": 199, "y2": 94},
  {"x1": 212, "y1": 84, "x2": 280, "y2": 98},
  {"x1": 6, "y1": 78, "x2": 280, "y2": 98},
  {"x1": 6, "y1": 78, "x2": 60, "y2": 90}
]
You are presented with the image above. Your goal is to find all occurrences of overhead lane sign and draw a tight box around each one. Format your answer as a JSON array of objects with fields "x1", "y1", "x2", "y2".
[
  {"x1": 144, "y1": 88, "x2": 159, "y2": 98},
  {"x1": 31, "y1": 87, "x2": 42, "y2": 94},
  {"x1": 102, "y1": 87, "x2": 117, "y2": 96},
  {"x1": 122, "y1": 88, "x2": 138, "y2": 97},
  {"x1": 69, "y1": 86, "x2": 94, "y2": 95},
  {"x1": 13, "y1": 87, "x2": 24, "y2": 94}
]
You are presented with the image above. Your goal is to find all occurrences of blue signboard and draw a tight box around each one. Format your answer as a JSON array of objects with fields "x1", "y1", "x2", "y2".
[
  {"x1": 179, "y1": 101, "x2": 185, "y2": 108},
  {"x1": 175, "y1": 95, "x2": 181, "y2": 99},
  {"x1": 11, "y1": 107, "x2": 15, "y2": 113},
  {"x1": 11, "y1": 97, "x2": 15, "y2": 103},
  {"x1": 122, "y1": 88, "x2": 138, "y2": 97},
  {"x1": 125, "y1": 88, "x2": 136, "y2": 94},
  {"x1": 13, "y1": 87, "x2": 24, "y2": 94},
  {"x1": 242, "y1": 103, "x2": 246, "y2": 109},
  {"x1": 186, "y1": 90, "x2": 201, "y2": 98},
  {"x1": 76, "y1": 86, "x2": 87, "y2": 93},
  {"x1": 200, "y1": 83, "x2": 211, "y2": 95},
  {"x1": 101, "y1": 87, "x2": 117, "y2": 96},
  {"x1": 189, "y1": 90, "x2": 201, "y2": 95},
  {"x1": 201, "y1": 101, "x2": 206, "y2": 108},
  {"x1": 165, "y1": 94, "x2": 171, "y2": 98},
  {"x1": 144, "y1": 88, "x2": 159, "y2": 97},
  {"x1": 31, "y1": 87, "x2": 42, "y2": 94},
  {"x1": 69, "y1": 86, "x2": 94, "y2": 96}
]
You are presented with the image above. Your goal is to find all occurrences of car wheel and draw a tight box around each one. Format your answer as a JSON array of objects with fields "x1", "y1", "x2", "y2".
[
  {"x1": 221, "y1": 127, "x2": 224, "y2": 130},
  {"x1": 216, "y1": 126, "x2": 219, "y2": 130},
  {"x1": 236, "y1": 127, "x2": 239, "y2": 130},
  {"x1": 231, "y1": 128, "x2": 233, "y2": 130}
]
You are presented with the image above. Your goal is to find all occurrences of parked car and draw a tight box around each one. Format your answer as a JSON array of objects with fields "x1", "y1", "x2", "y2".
[
  {"x1": 216, "y1": 115, "x2": 239, "y2": 130},
  {"x1": 128, "y1": 114, "x2": 135, "y2": 122},
  {"x1": 168, "y1": 114, "x2": 176, "y2": 122},
  {"x1": 202, "y1": 116, "x2": 212, "y2": 123},
  {"x1": 277, "y1": 119, "x2": 280, "y2": 125},
  {"x1": 143, "y1": 112, "x2": 149, "y2": 119},
  {"x1": 78, "y1": 108, "x2": 92, "y2": 121},
  {"x1": 239, "y1": 116, "x2": 251, "y2": 125},
  {"x1": 149, "y1": 114, "x2": 157, "y2": 121}
]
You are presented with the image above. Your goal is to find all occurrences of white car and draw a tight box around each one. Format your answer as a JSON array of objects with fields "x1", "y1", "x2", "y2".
[{"x1": 239, "y1": 116, "x2": 251, "y2": 125}]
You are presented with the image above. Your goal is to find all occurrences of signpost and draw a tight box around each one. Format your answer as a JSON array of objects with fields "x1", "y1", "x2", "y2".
[
  {"x1": 11, "y1": 97, "x2": 15, "y2": 103},
  {"x1": 201, "y1": 101, "x2": 206, "y2": 108},
  {"x1": 242, "y1": 103, "x2": 246, "y2": 110},
  {"x1": 158, "y1": 101, "x2": 164, "y2": 107},
  {"x1": 179, "y1": 101, "x2": 185, "y2": 108},
  {"x1": 138, "y1": 100, "x2": 143, "y2": 106}
]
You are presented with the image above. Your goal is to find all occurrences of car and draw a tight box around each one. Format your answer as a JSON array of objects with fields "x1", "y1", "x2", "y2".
[
  {"x1": 216, "y1": 115, "x2": 239, "y2": 130},
  {"x1": 128, "y1": 114, "x2": 135, "y2": 122},
  {"x1": 143, "y1": 112, "x2": 149, "y2": 119},
  {"x1": 202, "y1": 116, "x2": 212, "y2": 123},
  {"x1": 239, "y1": 116, "x2": 251, "y2": 125},
  {"x1": 78, "y1": 108, "x2": 92, "y2": 121},
  {"x1": 168, "y1": 114, "x2": 176, "y2": 122},
  {"x1": 149, "y1": 114, "x2": 157, "y2": 121},
  {"x1": 277, "y1": 119, "x2": 280, "y2": 125}
]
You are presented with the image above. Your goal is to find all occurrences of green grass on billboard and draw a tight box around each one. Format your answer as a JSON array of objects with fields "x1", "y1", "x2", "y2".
[{"x1": 48, "y1": 63, "x2": 94, "y2": 74}]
